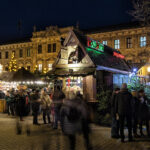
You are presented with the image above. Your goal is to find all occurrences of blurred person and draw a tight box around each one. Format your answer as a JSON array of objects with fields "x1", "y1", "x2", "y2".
[
  {"x1": 52, "y1": 86, "x2": 65, "y2": 129},
  {"x1": 131, "y1": 91, "x2": 140, "y2": 138},
  {"x1": 41, "y1": 88, "x2": 52, "y2": 124},
  {"x1": 16, "y1": 89, "x2": 26, "y2": 121},
  {"x1": 30, "y1": 89, "x2": 41, "y2": 125},
  {"x1": 115, "y1": 83, "x2": 133, "y2": 142},
  {"x1": 9, "y1": 90, "x2": 15, "y2": 116},
  {"x1": 111, "y1": 88, "x2": 120, "y2": 138},
  {"x1": 60, "y1": 91, "x2": 92, "y2": 150},
  {"x1": 5, "y1": 91, "x2": 11, "y2": 115},
  {"x1": 138, "y1": 89, "x2": 150, "y2": 137}
]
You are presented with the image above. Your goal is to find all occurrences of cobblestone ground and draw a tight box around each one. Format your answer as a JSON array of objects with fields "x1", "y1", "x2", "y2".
[{"x1": 0, "y1": 113, "x2": 150, "y2": 150}]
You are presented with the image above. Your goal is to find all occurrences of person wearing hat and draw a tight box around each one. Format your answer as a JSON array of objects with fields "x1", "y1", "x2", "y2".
[{"x1": 115, "y1": 83, "x2": 133, "y2": 142}]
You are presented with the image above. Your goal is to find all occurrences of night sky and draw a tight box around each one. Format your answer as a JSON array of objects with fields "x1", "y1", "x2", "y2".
[{"x1": 0, "y1": 0, "x2": 133, "y2": 41}]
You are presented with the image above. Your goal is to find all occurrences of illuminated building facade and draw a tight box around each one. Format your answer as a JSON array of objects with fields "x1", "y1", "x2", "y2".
[
  {"x1": 0, "y1": 23, "x2": 149, "y2": 73},
  {"x1": 0, "y1": 26, "x2": 73, "y2": 72}
]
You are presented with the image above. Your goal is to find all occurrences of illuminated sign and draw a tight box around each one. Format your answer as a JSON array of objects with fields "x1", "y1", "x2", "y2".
[
  {"x1": 87, "y1": 38, "x2": 104, "y2": 52},
  {"x1": 113, "y1": 52, "x2": 125, "y2": 59}
]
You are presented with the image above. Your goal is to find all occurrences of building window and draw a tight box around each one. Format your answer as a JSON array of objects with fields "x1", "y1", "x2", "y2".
[
  {"x1": 114, "y1": 39, "x2": 120, "y2": 49},
  {"x1": 0, "y1": 52, "x2": 1, "y2": 59},
  {"x1": 140, "y1": 59, "x2": 146, "y2": 63},
  {"x1": 48, "y1": 64, "x2": 52, "y2": 71},
  {"x1": 19, "y1": 49, "x2": 23, "y2": 58},
  {"x1": 0, "y1": 64, "x2": 3, "y2": 73},
  {"x1": 27, "y1": 48, "x2": 30, "y2": 57},
  {"x1": 102, "y1": 41, "x2": 107, "y2": 45},
  {"x1": 38, "y1": 45, "x2": 42, "y2": 54},
  {"x1": 48, "y1": 44, "x2": 52, "y2": 53},
  {"x1": 127, "y1": 37, "x2": 132, "y2": 48},
  {"x1": 38, "y1": 64, "x2": 42, "y2": 72},
  {"x1": 5, "y1": 52, "x2": 8, "y2": 59},
  {"x1": 53, "y1": 43, "x2": 56, "y2": 52},
  {"x1": 140, "y1": 36, "x2": 146, "y2": 47}
]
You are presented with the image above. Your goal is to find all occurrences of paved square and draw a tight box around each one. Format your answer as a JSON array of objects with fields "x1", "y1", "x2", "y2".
[{"x1": 0, "y1": 114, "x2": 149, "y2": 150}]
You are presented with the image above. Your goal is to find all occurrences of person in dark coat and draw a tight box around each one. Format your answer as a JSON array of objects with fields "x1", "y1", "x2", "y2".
[
  {"x1": 111, "y1": 88, "x2": 120, "y2": 138},
  {"x1": 60, "y1": 91, "x2": 92, "y2": 150},
  {"x1": 131, "y1": 91, "x2": 140, "y2": 138},
  {"x1": 138, "y1": 89, "x2": 150, "y2": 137},
  {"x1": 16, "y1": 89, "x2": 26, "y2": 121},
  {"x1": 52, "y1": 86, "x2": 65, "y2": 129},
  {"x1": 31, "y1": 89, "x2": 41, "y2": 125},
  {"x1": 115, "y1": 83, "x2": 133, "y2": 142}
]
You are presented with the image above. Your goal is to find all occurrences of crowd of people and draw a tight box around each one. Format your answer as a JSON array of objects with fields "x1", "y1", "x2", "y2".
[
  {"x1": 111, "y1": 83, "x2": 150, "y2": 142},
  {"x1": 4, "y1": 82, "x2": 150, "y2": 147},
  {"x1": 4, "y1": 86, "x2": 92, "y2": 150}
]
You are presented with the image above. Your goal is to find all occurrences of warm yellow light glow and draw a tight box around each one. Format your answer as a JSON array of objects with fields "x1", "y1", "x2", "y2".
[{"x1": 147, "y1": 67, "x2": 150, "y2": 72}]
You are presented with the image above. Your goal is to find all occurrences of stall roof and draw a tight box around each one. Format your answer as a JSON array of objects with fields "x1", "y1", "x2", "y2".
[
  {"x1": 71, "y1": 30, "x2": 131, "y2": 73},
  {"x1": 50, "y1": 30, "x2": 131, "y2": 77}
]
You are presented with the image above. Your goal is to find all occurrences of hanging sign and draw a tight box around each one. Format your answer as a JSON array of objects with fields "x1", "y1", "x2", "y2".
[
  {"x1": 113, "y1": 52, "x2": 125, "y2": 59},
  {"x1": 87, "y1": 38, "x2": 104, "y2": 52}
]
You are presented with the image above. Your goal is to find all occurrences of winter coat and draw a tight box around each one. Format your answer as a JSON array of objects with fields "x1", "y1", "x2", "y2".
[
  {"x1": 53, "y1": 90, "x2": 65, "y2": 108},
  {"x1": 111, "y1": 92, "x2": 118, "y2": 117},
  {"x1": 60, "y1": 97, "x2": 89, "y2": 135},
  {"x1": 132, "y1": 97, "x2": 140, "y2": 118},
  {"x1": 41, "y1": 94, "x2": 52, "y2": 110},
  {"x1": 16, "y1": 94, "x2": 26, "y2": 116},
  {"x1": 31, "y1": 93, "x2": 40, "y2": 112},
  {"x1": 138, "y1": 96, "x2": 150, "y2": 120},
  {"x1": 5, "y1": 96, "x2": 11, "y2": 104},
  {"x1": 115, "y1": 89, "x2": 133, "y2": 116}
]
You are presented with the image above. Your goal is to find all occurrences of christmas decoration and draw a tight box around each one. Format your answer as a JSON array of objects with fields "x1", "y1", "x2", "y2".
[{"x1": 8, "y1": 52, "x2": 17, "y2": 72}]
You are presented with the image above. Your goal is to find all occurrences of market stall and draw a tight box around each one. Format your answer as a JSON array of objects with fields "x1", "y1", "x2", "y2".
[{"x1": 49, "y1": 29, "x2": 131, "y2": 102}]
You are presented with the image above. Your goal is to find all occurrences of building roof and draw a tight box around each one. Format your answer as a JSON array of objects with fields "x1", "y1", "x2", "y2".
[{"x1": 72, "y1": 30, "x2": 131, "y2": 73}]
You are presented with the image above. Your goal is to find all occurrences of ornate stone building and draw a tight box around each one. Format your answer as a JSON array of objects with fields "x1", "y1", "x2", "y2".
[
  {"x1": 0, "y1": 23, "x2": 149, "y2": 73},
  {"x1": 86, "y1": 23, "x2": 150, "y2": 68},
  {"x1": 0, "y1": 26, "x2": 73, "y2": 72}
]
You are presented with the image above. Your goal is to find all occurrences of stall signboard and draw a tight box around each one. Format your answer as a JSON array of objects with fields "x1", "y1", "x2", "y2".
[
  {"x1": 87, "y1": 38, "x2": 104, "y2": 53},
  {"x1": 113, "y1": 52, "x2": 125, "y2": 59}
]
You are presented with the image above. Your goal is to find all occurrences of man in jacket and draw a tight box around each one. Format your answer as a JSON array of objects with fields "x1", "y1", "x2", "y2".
[
  {"x1": 31, "y1": 89, "x2": 41, "y2": 125},
  {"x1": 115, "y1": 83, "x2": 133, "y2": 142},
  {"x1": 111, "y1": 88, "x2": 120, "y2": 138}
]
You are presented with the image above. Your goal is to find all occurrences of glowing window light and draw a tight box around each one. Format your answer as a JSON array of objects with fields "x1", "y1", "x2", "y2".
[{"x1": 0, "y1": 64, "x2": 3, "y2": 73}]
